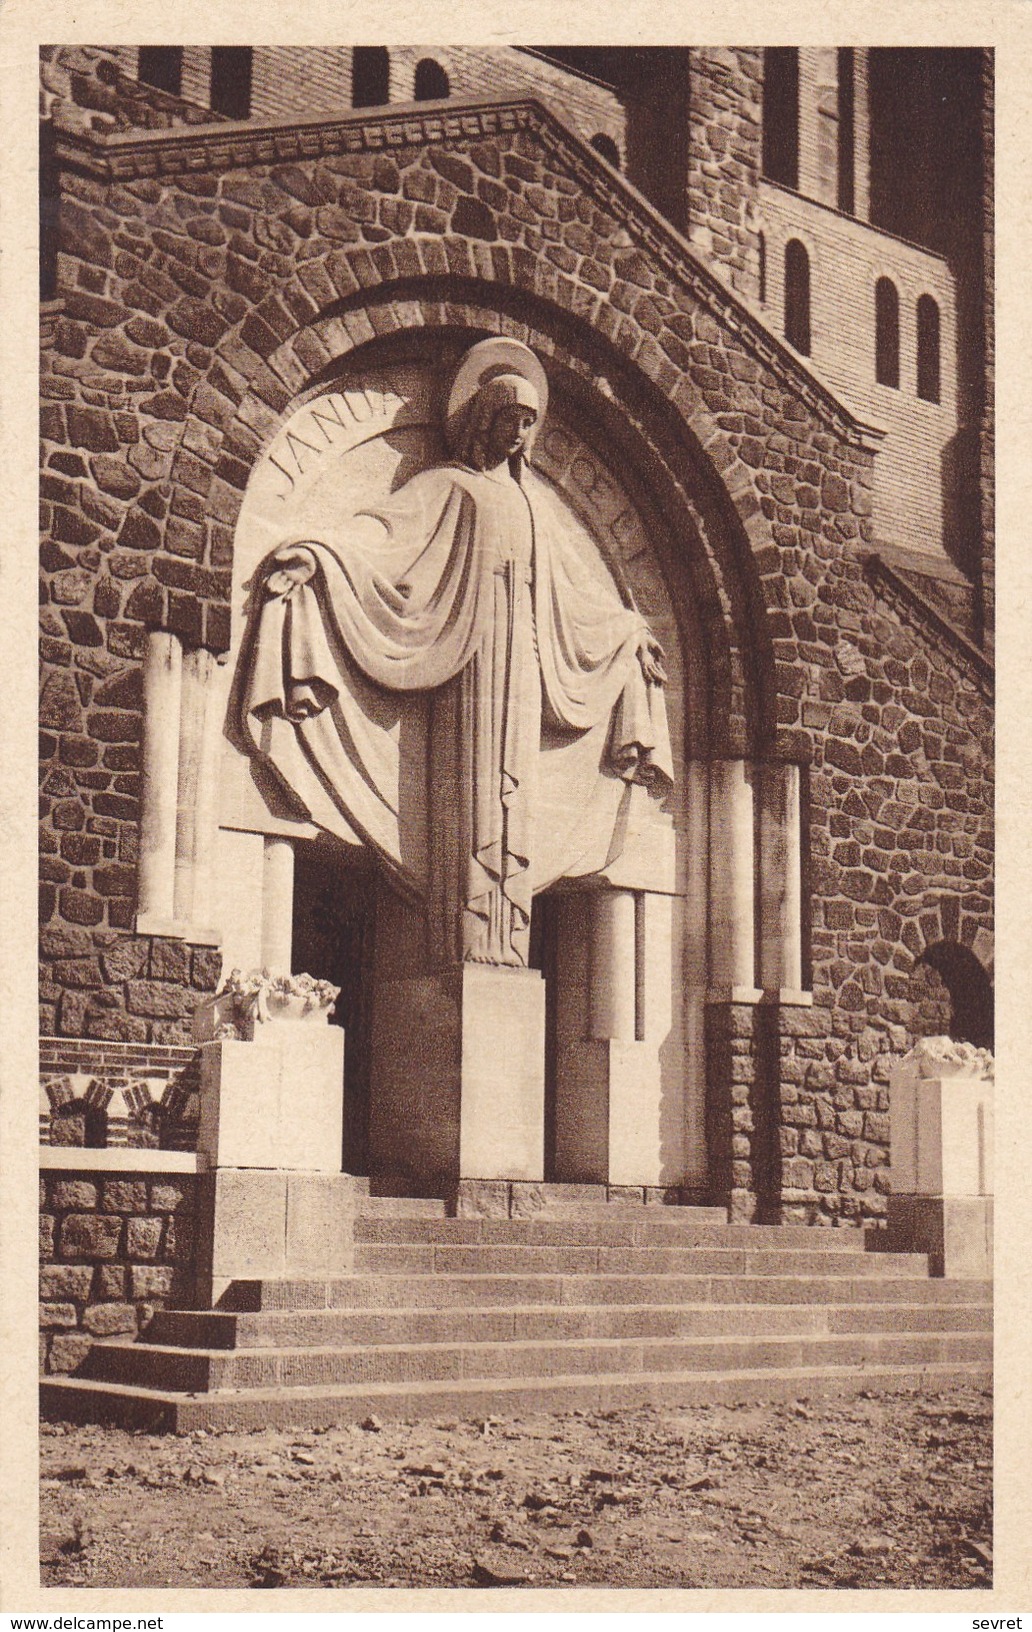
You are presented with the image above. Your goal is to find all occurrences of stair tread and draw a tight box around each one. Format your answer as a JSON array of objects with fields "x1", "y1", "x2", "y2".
[
  {"x1": 42, "y1": 1357, "x2": 992, "y2": 1408},
  {"x1": 95, "y1": 1328, "x2": 995, "y2": 1361},
  {"x1": 174, "y1": 1296, "x2": 994, "y2": 1319}
]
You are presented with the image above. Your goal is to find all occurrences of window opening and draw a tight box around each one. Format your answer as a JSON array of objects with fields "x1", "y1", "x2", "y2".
[
  {"x1": 210, "y1": 46, "x2": 252, "y2": 118},
  {"x1": 352, "y1": 46, "x2": 390, "y2": 108},
  {"x1": 784, "y1": 238, "x2": 811, "y2": 355},
  {"x1": 138, "y1": 46, "x2": 183, "y2": 97},
  {"x1": 837, "y1": 47, "x2": 856, "y2": 214},
  {"x1": 39, "y1": 120, "x2": 58, "y2": 302},
  {"x1": 917, "y1": 294, "x2": 941, "y2": 402},
  {"x1": 414, "y1": 58, "x2": 449, "y2": 100},
  {"x1": 590, "y1": 132, "x2": 621, "y2": 168},
  {"x1": 763, "y1": 48, "x2": 800, "y2": 189},
  {"x1": 875, "y1": 277, "x2": 900, "y2": 388}
]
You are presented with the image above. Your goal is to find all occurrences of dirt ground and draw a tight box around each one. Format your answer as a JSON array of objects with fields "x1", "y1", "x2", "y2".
[{"x1": 40, "y1": 1383, "x2": 992, "y2": 1591}]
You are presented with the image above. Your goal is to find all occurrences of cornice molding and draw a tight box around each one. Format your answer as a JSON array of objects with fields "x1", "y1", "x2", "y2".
[
  {"x1": 51, "y1": 92, "x2": 884, "y2": 450},
  {"x1": 862, "y1": 551, "x2": 993, "y2": 696}
]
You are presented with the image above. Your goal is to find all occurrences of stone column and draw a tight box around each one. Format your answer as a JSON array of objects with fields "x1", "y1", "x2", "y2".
[
  {"x1": 681, "y1": 759, "x2": 710, "y2": 1195},
  {"x1": 706, "y1": 759, "x2": 766, "y2": 1219},
  {"x1": 137, "y1": 631, "x2": 183, "y2": 923},
  {"x1": 550, "y1": 887, "x2": 684, "y2": 1191},
  {"x1": 260, "y1": 837, "x2": 295, "y2": 974},
  {"x1": 708, "y1": 759, "x2": 758, "y2": 995},
  {"x1": 589, "y1": 889, "x2": 638, "y2": 1042},
  {"x1": 173, "y1": 647, "x2": 225, "y2": 928},
  {"x1": 759, "y1": 761, "x2": 803, "y2": 993}
]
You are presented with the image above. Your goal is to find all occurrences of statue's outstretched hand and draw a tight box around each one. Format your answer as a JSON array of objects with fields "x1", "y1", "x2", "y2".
[
  {"x1": 266, "y1": 546, "x2": 318, "y2": 597},
  {"x1": 637, "y1": 628, "x2": 667, "y2": 686}
]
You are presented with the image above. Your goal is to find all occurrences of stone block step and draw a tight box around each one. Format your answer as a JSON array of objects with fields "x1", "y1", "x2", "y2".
[
  {"x1": 145, "y1": 1298, "x2": 992, "y2": 1354},
  {"x1": 217, "y1": 1270, "x2": 990, "y2": 1314},
  {"x1": 469, "y1": 1203, "x2": 731, "y2": 1224},
  {"x1": 40, "y1": 1359, "x2": 993, "y2": 1433},
  {"x1": 80, "y1": 1328, "x2": 992, "y2": 1394},
  {"x1": 360, "y1": 1196, "x2": 448, "y2": 1218},
  {"x1": 353, "y1": 1217, "x2": 873, "y2": 1250},
  {"x1": 350, "y1": 1243, "x2": 931, "y2": 1278}
]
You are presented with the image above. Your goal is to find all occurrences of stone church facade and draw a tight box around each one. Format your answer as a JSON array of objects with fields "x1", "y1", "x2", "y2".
[{"x1": 37, "y1": 46, "x2": 993, "y2": 1373}]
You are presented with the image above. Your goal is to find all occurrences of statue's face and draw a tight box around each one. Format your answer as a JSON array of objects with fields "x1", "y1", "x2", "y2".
[{"x1": 486, "y1": 403, "x2": 538, "y2": 466}]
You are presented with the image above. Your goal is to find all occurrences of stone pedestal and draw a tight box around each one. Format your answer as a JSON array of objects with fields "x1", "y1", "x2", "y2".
[
  {"x1": 193, "y1": 1021, "x2": 351, "y2": 1303},
  {"x1": 887, "y1": 1042, "x2": 994, "y2": 1278},
  {"x1": 197, "y1": 1024, "x2": 345, "y2": 1173},
  {"x1": 369, "y1": 965, "x2": 545, "y2": 1194},
  {"x1": 196, "y1": 1168, "x2": 357, "y2": 1304}
]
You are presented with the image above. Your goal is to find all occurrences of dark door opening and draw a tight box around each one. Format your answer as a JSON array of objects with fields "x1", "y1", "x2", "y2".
[
  {"x1": 292, "y1": 841, "x2": 379, "y2": 1176},
  {"x1": 529, "y1": 891, "x2": 559, "y2": 1181}
]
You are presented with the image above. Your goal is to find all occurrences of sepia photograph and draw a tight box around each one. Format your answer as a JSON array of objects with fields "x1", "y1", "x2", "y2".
[{"x1": 10, "y1": 22, "x2": 1014, "y2": 1602}]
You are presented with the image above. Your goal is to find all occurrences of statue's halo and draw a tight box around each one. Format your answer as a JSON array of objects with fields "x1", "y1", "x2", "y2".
[{"x1": 446, "y1": 338, "x2": 549, "y2": 452}]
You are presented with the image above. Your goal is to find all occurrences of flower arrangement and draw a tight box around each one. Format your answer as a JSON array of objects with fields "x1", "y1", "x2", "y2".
[
  {"x1": 216, "y1": 968, "x2": 341, "y2": 1038},
  {"x1": 905, "y1": 1035, "x2": 994, "y2": 1080}
]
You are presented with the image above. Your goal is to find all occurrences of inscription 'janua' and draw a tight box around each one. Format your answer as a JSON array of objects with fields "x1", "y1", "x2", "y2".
[{"x1": 267, "y1": 380, "x2": 404, "y2": 499}]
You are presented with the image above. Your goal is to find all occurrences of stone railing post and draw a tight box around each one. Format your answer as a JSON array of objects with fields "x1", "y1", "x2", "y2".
[{"x1": 886, "y1": 1038, "x2": 994, "y2": 1277}]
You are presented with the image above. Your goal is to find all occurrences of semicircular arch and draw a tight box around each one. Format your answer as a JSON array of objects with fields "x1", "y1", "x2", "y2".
[{"x1": 169, "y1": 265, "x2": 784, "y2": 756}]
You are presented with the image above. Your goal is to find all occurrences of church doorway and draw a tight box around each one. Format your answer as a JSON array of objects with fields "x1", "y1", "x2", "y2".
[{"x1": 291, "y1": 840, "x2": 379, "y2": 1176}]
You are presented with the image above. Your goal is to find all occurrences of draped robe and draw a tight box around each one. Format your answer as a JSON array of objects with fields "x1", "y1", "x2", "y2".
[{"x1": 241, "y1": 461, "x2": 672, "y2": 967}]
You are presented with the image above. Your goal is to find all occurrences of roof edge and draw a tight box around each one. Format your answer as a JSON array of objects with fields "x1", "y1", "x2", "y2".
[{"x1": 49, "y1": 90, "x2": 885, "y2": 451}]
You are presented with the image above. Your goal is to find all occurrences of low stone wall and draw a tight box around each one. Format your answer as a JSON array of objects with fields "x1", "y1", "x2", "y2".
[
  {"x1": 39, "y1": 1160, "x2": 199, "y2": 1375},
  {"x1": 706, "y1": 998, "x2": 891, "y2": 1225},
  {"x1": 39, "y1": 926, "x2": 221, "y2": 1044}
]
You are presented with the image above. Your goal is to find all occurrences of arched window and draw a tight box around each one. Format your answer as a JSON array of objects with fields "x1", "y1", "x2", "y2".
[
  {"x1": 590, "y1": 133, "x2": 621, "y2": 168},
  {"x1": 763, "y1": 48, "x2": 799, "y2": 189},
  {"x1": 210, "y1": 46, "x2": 252, "y2": 118},
  {"x1": 784, "y1": 239, "x2": 811, "y2": 355},
  {"x1": 352, "y1": 46, "x2": 390, "y2": 108},
  {"x1": 138, "y1": 46, "x2": 183, "y2": 97},
  {"x1": 414, "y1": 58, "x2": 449, "y2": 101},
  {"x1": 875, "y1": 277, "x2": 900, "y2": 388},
  {"x1": 917, "y1": 294, "x2": 941, "y2": 403}
]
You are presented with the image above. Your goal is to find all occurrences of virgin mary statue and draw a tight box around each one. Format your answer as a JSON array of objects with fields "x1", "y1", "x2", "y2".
[{"x1": 240, "y1": 338, "x2": 673, "y2": 969}]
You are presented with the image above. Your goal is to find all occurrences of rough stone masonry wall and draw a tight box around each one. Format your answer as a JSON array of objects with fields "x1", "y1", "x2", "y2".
[
  {"x1": 38, "y1": 923, "x2": 220, "y2": 1045},
  {"x1": 38, "y1": 101, "x2": 993, "y2": 1218},
  {"x1": 39, "y1": 1169, "x2": 197, "y2": 1374},
  {"x1": 687, "y1": 48, "x2": 764, "y2": 300}
]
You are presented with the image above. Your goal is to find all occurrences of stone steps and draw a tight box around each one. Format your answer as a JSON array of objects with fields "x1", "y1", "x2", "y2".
[
  {"x1": 359, "y1": 1195, "x2": 448, "y2": 1218},
  {"x1": 39, "y1": 1210, "x2": 992, "y2": 1432},
  {"x1": 78, "y1": 1327, "x2": 993, "y2": 1394},
  {"x1": 40, "y1": 1359, "x2": 993, "y2": 1434},
  {"x1": 350, "y1": 1243, "x2": 931, "y2": 1277},
  {"x1": 216, "y1": 1270, "x2": 991, "y2": 1312},
  {"x1": 352, "y1": 1216, "x2": 874, "y2": 1249},
  {"x1": 143, "y1": 1296, "x2": 992, "y2": 1351}
]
